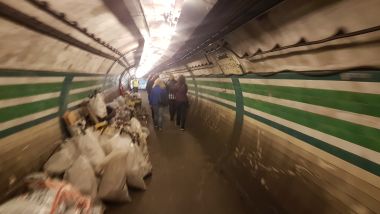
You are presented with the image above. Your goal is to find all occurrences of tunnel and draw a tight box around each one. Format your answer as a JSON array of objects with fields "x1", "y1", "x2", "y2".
[{"x1": 0, "y1": 0, "x2": 380, "y2": 213}]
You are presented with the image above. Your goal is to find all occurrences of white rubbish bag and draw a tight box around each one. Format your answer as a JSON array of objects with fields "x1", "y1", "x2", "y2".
[
  {"x1": 64, "y1": 156, "x2": 97, "y2": 199},
  {"x1": 138, "y1": 132, "x2": 150, "y2": 157},
  {"x1": 109, "y1": 133, "x2": 133, "y2": 152},
  {"x1": 125, "y1": 145, "x2": 149, "y2": 190},
  {"x1": 76, "y1": 129, "x2": 106, "y2": 173},
  {"x1": 116, "y1": 96, "x2": 126, "y2": 107},
  {"x1": 43, "y1": 140, "x2": 79, "y2": 175},
  {"x1": 0, "y1": 190, "x2": 66, "y2": 214},
  {"x1": 98, "y1": 152, "x2": 131, "y2": 202},
  {"x1": 89, "y1": 93, "x2": 107, "y2": 118},
  {"x1": 141, "y1": 127, "x2": 150, "y2": 137},
  {"x1": 130, "y1": 117, "x2": 142, "y2": 134},
  {"x1": 96, "y1": 133, "x2": 133, "y2": 174},
  {"x1": 98, "y1": 135, "x2": 113, "y2": 155},
  {"x1": 0, "y1": 179, "x2": 91, "y2": 214}
]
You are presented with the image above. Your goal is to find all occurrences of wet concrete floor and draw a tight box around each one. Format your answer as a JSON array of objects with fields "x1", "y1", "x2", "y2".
[{"x1": 106, "y1": 94, "x2": 250, "y2": 214}]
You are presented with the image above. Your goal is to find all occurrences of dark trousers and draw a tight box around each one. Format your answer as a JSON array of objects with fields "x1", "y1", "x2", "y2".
[
  {"x1": 169, "y1": 100, "x2": 176, "y2": 121},
  {"x1": 150, "y1": 106, "x2": 154, "y2": 121},
  {"x1": 176, "y1": 101, "x2": 187, "y2": 129}
]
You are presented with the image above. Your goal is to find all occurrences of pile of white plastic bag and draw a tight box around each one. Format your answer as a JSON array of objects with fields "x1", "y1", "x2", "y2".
[
  {"x1": 0, "y1": 174, "x2": 103, "y2": 214},
  {"x1": 0, "y1": 94, "x2": 152, "y2": 214},
  {"x1": 51, "y1": 119, "x2": 151, "y2": 203}
]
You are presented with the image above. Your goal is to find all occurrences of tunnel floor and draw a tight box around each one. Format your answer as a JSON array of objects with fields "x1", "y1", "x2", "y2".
[{"x1": 105, "y1": 92, "x2": 250, "y2": 214}]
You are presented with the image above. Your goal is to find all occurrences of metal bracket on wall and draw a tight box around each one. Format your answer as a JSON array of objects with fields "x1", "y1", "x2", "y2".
[
  {"x1": 58, "y1": 75, "x2": 74, "y2": 116},
  {"x1": 186, "y1": 65, "x2": 199, "y2": 104},
  {"x1": 0, "y1": 2, "x2": 121, "y2": 62}
]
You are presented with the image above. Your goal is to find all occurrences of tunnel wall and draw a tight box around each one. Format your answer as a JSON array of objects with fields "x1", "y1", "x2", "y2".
[
  {"x1": 0, "y1": 0, "x2": 138, "y2": 201},
  {"x1": 0, "y1": 0, "x2": 138, "y2": 202},
  {"x1": 184, "y1": 72, "x2": 380, "y2": 213},
  {"x1": 0, "y1": 69, "x2": 118, "y2": 200},
  {"x1": 159, "y1": 0, "x2": 380, "y2": 212}
]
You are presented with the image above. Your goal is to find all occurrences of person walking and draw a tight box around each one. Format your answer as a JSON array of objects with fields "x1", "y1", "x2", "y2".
[
  {"x1": 166, "y1": 74, "x2": 177, "y2": 121},
  {"x1": 146, "y1": 74, "x2": 158, "y2": 96},
  {"x1": 149, "y1": 78, "x2": 168, "y2": 131},
  {"x1": 146, "y1": 74, "x2": 158, "y2": 119},
  {"x1": 132, "y1": 78, "x2": 139, "y2": 93},
  {"x1": 175, "y1": 75, "x2": 188, "y2": 131}
]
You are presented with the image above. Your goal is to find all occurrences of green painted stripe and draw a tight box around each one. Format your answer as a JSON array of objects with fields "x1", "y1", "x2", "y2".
[
  {"x1": 0, "y1": 82, "x2": 63, "y2": 100},
  {"x1": 243, "y1": 97, "x2": 380, "y2": 152},
  {"x1": 191, "y1": 92, "x2": 236, "y2": 111},
  {"x1": 240, "y1": 83, "x2": 380, "y2": 117},
  {"x1": 0, "y1": 97, "x2": 60, "y2": 122},
  {"x1": 187, "y1": 80, "x2": 196, "y2": 85},
  {"x1": 67, "y1": 90, "x2": 93, "y2": 103},
  {"x1": 0, "y1": 69, "x2": 104, "y2": 77},
  {"x1": 240, "y1": 70, "x2": 380, "y2": 82},
  {"x1": 0, "y1": 112, "x2": 58, "y2": 138},
  {"x1": 191, "y1": 83, "x2": 380, "y2": 175},
  {"x1": 70, "y1": 80, "x2": 102, "y2": 90},
  {"x1": 195, "y1": 80, "x2": 234, "y2": 90},
  {"x1": 191, "y1": 86, "x2": 380, "y2": 175},
  {"x1": 244, "y1": 111, "x2": 380, "y2": 176},
  {"x1": 198, "y1": 87, "x2": 236, "y2": 102}
]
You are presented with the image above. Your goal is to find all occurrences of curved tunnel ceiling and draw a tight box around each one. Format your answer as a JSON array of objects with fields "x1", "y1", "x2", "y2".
[
  {"x1": 153, "y1": 0, "x2": 282, "y2": 73},
  {"x1": 12, "y1": 0, "x2": 378, "y2": 79},
  {"x1": 0, "y1": 0, "x2": 282, "y2": 76},
  {"x1": 0, "y1": 0, "x2": 143, "y2": 75}
]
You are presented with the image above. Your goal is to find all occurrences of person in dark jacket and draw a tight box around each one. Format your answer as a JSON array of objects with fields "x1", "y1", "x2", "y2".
[
  {"x1": 166, "y1": 74, "x2": 177, "y2": 121},
  {"x1": 146, "y1": 74, "x2": 158, "y2": 119},
  {"x1": 175, "y1": 75, "x2": 188, "y2": 131},
  {"x1": 146, "y1": 74, "x2": 158, "y2": 96},
  {"x1": 149, "y1": 78, "x2": 168, "y2": 130}
]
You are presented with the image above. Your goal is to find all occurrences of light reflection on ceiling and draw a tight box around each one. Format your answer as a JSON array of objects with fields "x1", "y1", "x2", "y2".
[{"x1": 135, "y1": 0, "x2": 184, "y2": 78}]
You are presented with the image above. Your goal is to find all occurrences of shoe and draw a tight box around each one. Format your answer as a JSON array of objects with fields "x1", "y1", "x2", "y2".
[{"x1": 180, "y1": 128, "x2": 185, "y2": 131}]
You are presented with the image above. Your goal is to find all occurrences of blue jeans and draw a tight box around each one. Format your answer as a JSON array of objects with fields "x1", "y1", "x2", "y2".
[{"x1": 152, "y1": 105, "x2": 164, "y2": 128}]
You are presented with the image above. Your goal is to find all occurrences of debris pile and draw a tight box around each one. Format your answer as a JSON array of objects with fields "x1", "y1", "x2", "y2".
[{"x1": 0, "y1": 92, "x2": 151, "y2": 213}]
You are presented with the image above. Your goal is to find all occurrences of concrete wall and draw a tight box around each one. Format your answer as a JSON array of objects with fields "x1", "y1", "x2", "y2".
[
  {"x1": 184, "y1": 73, "x2": 380, "y2": 213},
  {"x1": 163, "y1": 0, "x2": 380, "y2": 212},
  {"x1": 0, "y1": 0, "x2": 134, "y2": 199},
  {"x1": 0, "y1": 69, "x2": 118, "y2": 200}
]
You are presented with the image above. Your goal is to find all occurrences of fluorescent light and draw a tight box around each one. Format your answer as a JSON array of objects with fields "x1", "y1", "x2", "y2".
[{"x1": 135, "y1": 0, "x2": 183, "y2": 78}]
